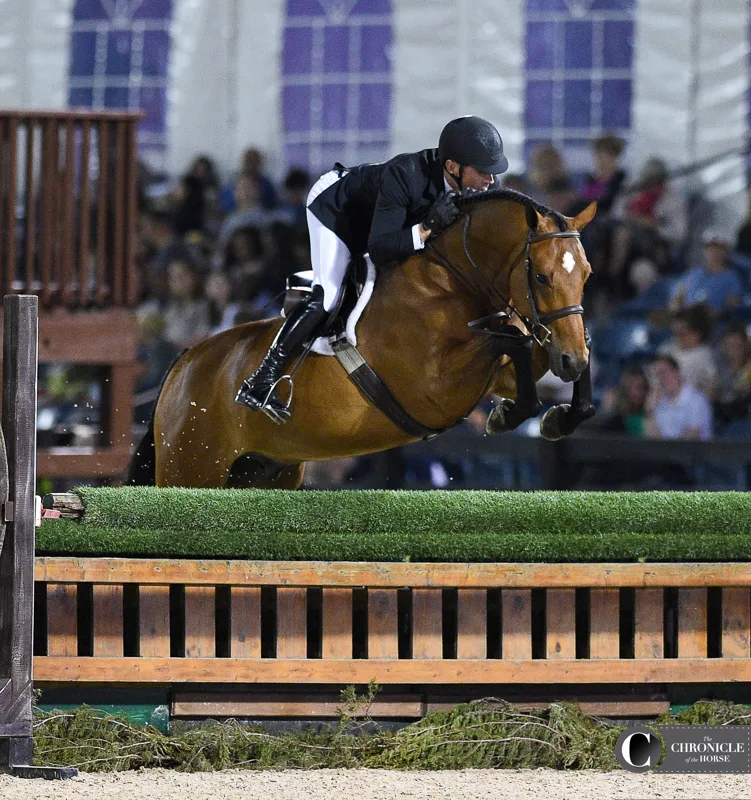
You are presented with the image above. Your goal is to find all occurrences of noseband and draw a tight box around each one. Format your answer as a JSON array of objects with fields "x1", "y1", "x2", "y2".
[{"x1": 429, "y1": 214, "x2": 583, "y2": 347}]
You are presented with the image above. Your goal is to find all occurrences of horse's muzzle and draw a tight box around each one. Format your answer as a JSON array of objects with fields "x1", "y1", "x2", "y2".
[{"x1": 550, "y1": 349, "x2": 589, "y2": 382}]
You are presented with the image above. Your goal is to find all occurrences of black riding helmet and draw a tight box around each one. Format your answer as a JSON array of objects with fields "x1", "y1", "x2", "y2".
[{"x1": 438, "y1": 116, "x2": 509, "y2": 176}]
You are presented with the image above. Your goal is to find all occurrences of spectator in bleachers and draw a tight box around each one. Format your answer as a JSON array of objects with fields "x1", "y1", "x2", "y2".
[
  {"x1": 186, "y1": 154, "x2": 222, "y2": 236},
  {"x1": 670, "y1": 229, "x2": 741, "y2": 316},
  {"x1": 172, "y1": 175, "x2": 206, "y2": 237},
  {"x1": 206, "y1": 271, "x2": 242, "y2": 336},
  {"x1": 527, "y1": 143, "x2": 569, "y2": 202},
  {"x1": 593, "y1": 365, "x2": 650, "y2": 437},
  {"x1": 658, "y1": 304, "x2": 717, "y2": 399},
  {"x1": 163, "y1": 257, "x2": 211, "y2": 350},
  {"x1": 645, "y1": 354, "x2": 712, "y2": 440},
  {"x1": 580, "y1": 134, "x2": 627, "y2": 215},
  {"x1": 610, "y1": 156, "x2": 688, "y2": 298},
  {"x1": 215, "y1": 171, "x2": 295, "y2": 260},
  {"x1": 279, "y1": 167, "x2": 311, "y2": 227},
  {"x1": 544, "y1": 176, "x2": 586, "y2": 217},
  {"x1": 241, "y1": 147, "x2": 278, "y2": 210},
  {"x1": 223, "y1": 226, "x2": 278, "y2": 317},
  {"x1": 714, "y1": 322, "x2": 751, "y2": 428}
]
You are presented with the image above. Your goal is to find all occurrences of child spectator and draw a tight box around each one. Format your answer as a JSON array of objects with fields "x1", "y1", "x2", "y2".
[
  {"x1": 670, "y1": 229, "x2": 742, "y2": 315},
  {"x1": 580, "y1": 134, "x2": 627, "y2": 215},
  {"x1": 645, "y1": 354, "x2": 712, "y2": 440},
  {"x1": 594, "y1": 366, "x2": 650, "y2": 437}
]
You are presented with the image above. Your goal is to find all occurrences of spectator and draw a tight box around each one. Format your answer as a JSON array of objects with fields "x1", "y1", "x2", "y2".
[
  {"x1": 279, "y1": 167, "x2": 311, "y2": 227},
  {"x1": 645, "y1": 354, "x2": 712, "y2": 440},
  {"x1": 659, "y1": 305, "x2": 717, "y2": 399},
  {"x1": 206, "y1": 271, "x2": 242, "y2": 336},
  {"x1": 241, "y1": 147, "x2": 278, "y2": 210},
  {"x1": 580, "y1": 133, "x2": 627, "y2": 215},
  {"x1": 544, "y1": 176, "x2": 586, "y2": 217},
  {"x1": 186, "y1": 154, "x2": 222, "y2": 236},
  {"x1": 670, "y1": 229, "x2": 742, "y2": 315},
  {"x1": 215, "y1": 172, "x2": 295, "y2": 260},
  {"x1": 224, "y1": 226, "x2": 272, "y2": 306},
  {"x1": 610, "y1": 156, "x2": 688, "y2": 297},
  {"x1": 163, "y1": 258, "x2": 211, "y2": 349},
  {"x1": 173, "y1": 175, "x2": 206, "y2": 237},
  {"x1": 714, "y1": 323, "x2": 751, "y2": 427},
  {"x1": 527, "y1": 143, "x2": 569, "y2": 202},
  {"x1": 593, "y1": 366, "x2": 650, "y2": 437}
]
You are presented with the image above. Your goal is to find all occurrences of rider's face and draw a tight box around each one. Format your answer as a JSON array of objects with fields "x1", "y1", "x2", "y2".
[{"x1": 444, "y1": 160, "x2": 494, "y2": 192}]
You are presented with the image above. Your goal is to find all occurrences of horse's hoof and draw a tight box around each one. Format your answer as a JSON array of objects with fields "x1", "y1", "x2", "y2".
[
  {"x1": 486, "y1": 400, "x2": 514, "y2": 435},
  {"x1": 540, "y1": 404, "x2": 571, "y2": 441}
]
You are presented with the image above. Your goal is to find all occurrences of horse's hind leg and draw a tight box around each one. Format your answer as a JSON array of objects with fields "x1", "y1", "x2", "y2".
[{"x1": 227, "y1": 454, "x2": 306, "y2": 489}]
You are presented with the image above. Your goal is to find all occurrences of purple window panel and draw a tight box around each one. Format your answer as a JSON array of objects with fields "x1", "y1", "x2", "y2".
[
  {"x1": 323, "y1": 27, "x2": 350, "y2": 72},
  {"x1": 69, "y1": 88, "x2": 93, "y2": 108},
  {"x1": 72, "y1": 0, "x2": 109, "y2": 20},
  {"x1": 360, "y1": 26, "x2": 392, "y2": 72},
  {"x1": 358, "y1": 84, "x2": 390, "y2": 130},
  {"x1": 287, "y1": 0, "x2": 324, "y2": 17},
  {"x1": 322, "y1": 84, "x2": 349, "y2": 130},
  {"x1": 104, "y1": 86, "x2": 129, "y2": 108},
  {"x1": 284, "y1": 28, "x2": 314, "y2": 74},
  {"x1": 142, "y1": 30, "x2": 170, "y2": 77},
  {"x1": 591, "y1": 0, "x2": 634, "y2": 10},
  {"x1": 564, "y1": 22, "x2": 593, "y2": 70},
  {"x1": 601, "y1": 81, "x2": 632, "y2": 128},
  {"x1": 138, "y1": 88, "x2": 167, "y2": 133},
  {"x1": 132, "y1": 0, "x2": 173, "y2": 18},
  {"x1": 527, "y1": 0, "x2": 568, "y2": 11},
  {"x1": 603, "y1": 21, "x2": 633, "y2": 70},
  {"x1": 526, "y1": 22, "x2": 558, "y2": 71},
  {"x1": 352, "y1": 0, "x2": 391, "y2": 12},
  {"x1": 287, "y1": 144, "x2": 311, "y2": 169},
  {"x1": 526, "y1": 81, "x2": 554, "y2": 128},
  {"x1": 563, "y1": 80, "x2": 591, "y2": 128},
  {"x1": 283, "y1": 85, "x2": 313, "y2": 132},
  {"x1": 70, "y1": 32, "x2": 96, "y2": 76},
  {"x1": 106, "y1": 30, "x2": 132, "y2": 77}
]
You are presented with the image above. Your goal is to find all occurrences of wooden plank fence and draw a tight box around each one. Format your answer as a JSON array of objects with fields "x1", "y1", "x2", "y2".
[{"x1": 31, "y1": 558, "x2": 751, "y2": 695}]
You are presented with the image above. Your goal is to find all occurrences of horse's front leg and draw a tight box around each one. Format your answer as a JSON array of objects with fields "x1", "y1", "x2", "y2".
[
  {"x1": 539, "y1": 343, "x2": 596, "y2": 441},
  {"x1": 486, "y1": 330, "x2": 542, "y2": 434}
]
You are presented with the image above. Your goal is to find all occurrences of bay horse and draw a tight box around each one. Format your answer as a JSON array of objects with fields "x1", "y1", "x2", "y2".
[{"x1": 129, "y1": 190, "x2": 597, "y2": 489}]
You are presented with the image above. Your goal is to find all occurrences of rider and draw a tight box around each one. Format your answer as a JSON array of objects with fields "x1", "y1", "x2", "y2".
[{"x1": 235, "y1": 115, "x2": 509, "y2": 422}]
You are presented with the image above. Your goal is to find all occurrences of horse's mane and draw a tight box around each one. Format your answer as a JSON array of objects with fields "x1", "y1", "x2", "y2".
[{"x1": 454, "y1": 187, "x2": 567, "y2": 232}]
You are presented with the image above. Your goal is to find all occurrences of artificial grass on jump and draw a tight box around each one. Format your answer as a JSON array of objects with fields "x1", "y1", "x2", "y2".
[{"x1": 36, "y1": 487, "x2": 751, "y2": 562}]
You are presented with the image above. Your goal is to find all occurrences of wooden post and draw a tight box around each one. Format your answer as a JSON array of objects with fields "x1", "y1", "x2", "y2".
[{"x1": 0, "y1": 295, "x2": 76, "y2": 779}]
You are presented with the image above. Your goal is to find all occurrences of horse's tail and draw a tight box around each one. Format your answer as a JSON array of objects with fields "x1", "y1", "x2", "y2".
[{"x1": 125, "y1": 349, "x2": 187, "y2": 486}]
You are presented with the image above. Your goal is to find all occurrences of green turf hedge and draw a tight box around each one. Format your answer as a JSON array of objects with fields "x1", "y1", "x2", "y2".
[{"x1": 35, "y1": 487, "x2": 751, "y2": 562}]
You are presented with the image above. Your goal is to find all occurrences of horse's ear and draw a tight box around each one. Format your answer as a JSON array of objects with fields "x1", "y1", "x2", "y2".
[
  {"x1": 572, "y1": 201, "x2": 597, "y2": 231},
  {"x1": 525, "y1": 205, "x2": 540, "y2": 232}
]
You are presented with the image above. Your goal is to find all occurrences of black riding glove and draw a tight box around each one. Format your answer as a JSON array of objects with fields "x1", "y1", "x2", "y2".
[{"x1": 423, "y1": 192, "x2": 459, "y2": 236}]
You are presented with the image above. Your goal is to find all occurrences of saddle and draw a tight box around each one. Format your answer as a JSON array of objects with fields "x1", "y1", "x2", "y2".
[{"x1": 283, "y1": 254, "x2": 370, "y2": 339}]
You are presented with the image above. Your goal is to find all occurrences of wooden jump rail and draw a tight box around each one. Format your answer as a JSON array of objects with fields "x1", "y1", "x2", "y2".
[
  {"x1": 30, "y1": 552, "x2": 751, "y2": 718},
  {"x1": 0, "y1": 109, "x2": 142, "y2": 481}
]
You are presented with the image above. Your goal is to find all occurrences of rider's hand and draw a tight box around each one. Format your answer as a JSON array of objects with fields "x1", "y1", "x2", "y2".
[{"x1": 423, "y1": 192, "x2": 459, "y2": 236}]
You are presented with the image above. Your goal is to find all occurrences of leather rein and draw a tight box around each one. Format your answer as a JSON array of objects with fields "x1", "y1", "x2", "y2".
[{"x1": 428, "y1": 213, "x2": 584, "y2": 347}]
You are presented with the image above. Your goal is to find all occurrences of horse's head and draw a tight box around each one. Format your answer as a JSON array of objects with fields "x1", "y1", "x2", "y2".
[{"x1": 508, "y1": 202, "x2": 596, "y2": 382}]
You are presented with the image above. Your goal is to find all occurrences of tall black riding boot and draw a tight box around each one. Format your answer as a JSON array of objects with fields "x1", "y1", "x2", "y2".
[{"x1": 235, "y1": 285, "x2": 328, "y2": 423}]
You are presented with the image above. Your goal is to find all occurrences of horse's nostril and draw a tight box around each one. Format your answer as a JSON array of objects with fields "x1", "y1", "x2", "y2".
[{"x1": 561, "y1": 353, "x2": 573, "y2": 371}]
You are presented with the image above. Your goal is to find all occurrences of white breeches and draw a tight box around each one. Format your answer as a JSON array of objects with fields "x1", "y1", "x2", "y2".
[{"x1": 306, "y1": 170, "x2": 352, "y2": 312}]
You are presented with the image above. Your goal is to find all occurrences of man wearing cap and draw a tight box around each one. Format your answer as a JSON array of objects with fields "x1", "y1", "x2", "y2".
[
  {"x1": 236, "y1": 115, "x2": 509, "y2": 421},
  {"x1": 670, "y1": 229, "x2": 742, "y2": 315}
]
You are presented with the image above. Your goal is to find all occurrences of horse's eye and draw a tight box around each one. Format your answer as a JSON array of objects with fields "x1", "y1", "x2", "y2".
[{"x1": 535, "y1": 273, "x2": 549, "y2": 286}]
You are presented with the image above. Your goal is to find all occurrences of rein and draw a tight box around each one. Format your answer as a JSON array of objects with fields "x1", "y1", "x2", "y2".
[{"x1": 428, "y1": 214, "x2": 583, "y2": 347}]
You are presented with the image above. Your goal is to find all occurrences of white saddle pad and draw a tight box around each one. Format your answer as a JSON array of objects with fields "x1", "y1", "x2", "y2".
[{"x1": 311, "y1": 255, "x2": 376, "y2": 356}]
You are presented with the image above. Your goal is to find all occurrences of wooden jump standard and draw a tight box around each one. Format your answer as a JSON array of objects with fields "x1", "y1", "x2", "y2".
[{"x1": 0, "y1": 295, "x2": 75, "y2": 778}]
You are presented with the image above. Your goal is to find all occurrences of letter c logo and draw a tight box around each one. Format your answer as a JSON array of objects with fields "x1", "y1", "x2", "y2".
[{"x1": 622, "y1": 732, "x2": 652, "y2": 768}]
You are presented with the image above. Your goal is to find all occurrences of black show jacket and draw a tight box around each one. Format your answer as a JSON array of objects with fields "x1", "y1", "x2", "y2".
[{"x1": 307, "y1": 148, "x2": 446, "y2": 268}]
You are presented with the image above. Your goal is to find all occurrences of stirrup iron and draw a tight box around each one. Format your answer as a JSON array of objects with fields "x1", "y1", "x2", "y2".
[{"x1": 259, "y1": 375, "x2": 294, "y2": 425}]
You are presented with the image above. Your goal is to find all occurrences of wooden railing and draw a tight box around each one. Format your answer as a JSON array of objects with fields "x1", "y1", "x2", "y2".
[
  {"x1": 0, "y1": 109, "x2": 141, "y2": 309},
  {"x1": 30, "y1": 558, "x2": 751, "y2": 716}
]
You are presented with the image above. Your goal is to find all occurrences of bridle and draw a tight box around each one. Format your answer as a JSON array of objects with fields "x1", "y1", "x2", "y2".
[{"x1": 428, "y1": 213, "x2": 584, "y2": 347}]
